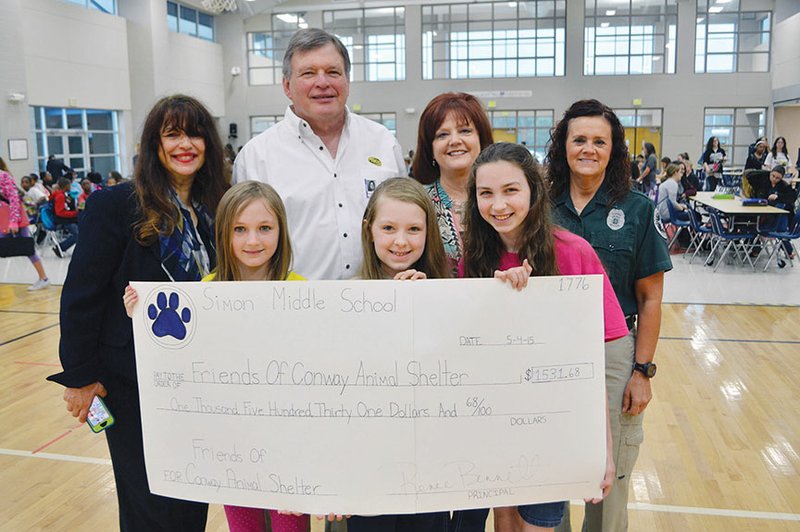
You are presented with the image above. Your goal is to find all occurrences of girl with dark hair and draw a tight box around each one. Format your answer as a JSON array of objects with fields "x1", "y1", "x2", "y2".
[
  {"x1": 745, "y1": 139, "x2": 769, "y2": 170},
  {"x1": 50, "y1": 176, "x2": 79, "y2": 257},
  {"x1": 701, "y1": 136, "x2": 726, "y2": 191},
  {"x1": 457, "y1": 143, "x2": 625, "y2": 532},
  {"x1": 764, "y1": 136, "x2": 792, "y2": 170},
  {"x1": 411, "y1": 92, "x2": 494, "y2": 274},
  {"x1": 547, "y1": 100, "x2": 671, "y2": 532},
  {"x1": 48, "y1": 94, "x2": 229, "y2": 531},
  {"x1": 636, "y1": 142, "x2": 657, "y2": 199},
  {"x1": 107, "y1": 170, "x2": 123, "y2": 186}
]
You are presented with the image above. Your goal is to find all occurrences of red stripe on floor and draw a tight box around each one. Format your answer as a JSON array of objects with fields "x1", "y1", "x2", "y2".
[{"x1": 32, "y1": 423, "x2": 84, "y2": 454}]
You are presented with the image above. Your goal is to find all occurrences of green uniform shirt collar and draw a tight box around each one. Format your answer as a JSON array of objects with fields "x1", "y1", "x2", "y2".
[{"x1": 554, "y1": 180, "x2": 610, "y2": 216}]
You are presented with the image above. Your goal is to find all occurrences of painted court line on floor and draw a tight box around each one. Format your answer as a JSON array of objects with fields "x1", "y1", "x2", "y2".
[
  {"x1": 0, "y1": 323, "x2": 60, "y2": 347},
  {"x1": 566, "y1": 499, "x2": 800, "y2": 522},
  {"x1": 0, "y1": 309, "x2": 60, "y2": 315},
  {"x1": 660, "y1": 336, "x2": 800, "y2": 345},
  {"x1": 14, "y1": 361, "x2": 61, "y2": 367},
  {"x1": 665, "y1": 301, "x2": 800, "y2": 308},
  {"x1": 31, "y1": 423, "x2": 84, "y2": 454},
  {"x1": 1, "y1": 446, "x2": 797, "y2": 522},
  {"x1": 627, "y1": 502, "x2": 800, "y2": 521},
  {"x1": 0, "y1": 448, "x2": 111, "y2": 466}
]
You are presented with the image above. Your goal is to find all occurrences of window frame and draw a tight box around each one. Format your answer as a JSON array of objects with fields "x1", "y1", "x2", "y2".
[
  {"x1": 421, "y1": 1, "x2": 566, "y2": 80},
  {"x1": 247, "y1": 13, "x2": 307, "y2": 86},
  {"x1": 166, "y1": 1, "x2": 215, "y2": 42},
  {"x1": 584, "y1": 0, "x2": 678, "y2": 76},
  {"x1": 356, "y1": 112, "x2": 398, "y2": 136},
  {"x1": 695, "y1": 1, "x2": 771, "y2": 73},
  {"x1": 31, "y1": 106, "x2": 121, "y2": 177},
  {"x1": 63, "y1": 0, "x2": 117, "y2": 14},
  {"x1": 323, "y1": 7, "x2": 407, "y2": 82}
]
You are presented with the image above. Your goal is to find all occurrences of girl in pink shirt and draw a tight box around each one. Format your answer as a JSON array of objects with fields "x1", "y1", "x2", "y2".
[{"x1": 458, "y1": 142, "x2": 625, "y2": 532}]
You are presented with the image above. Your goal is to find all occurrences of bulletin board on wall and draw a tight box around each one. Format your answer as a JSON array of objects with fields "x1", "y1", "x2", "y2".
[{"x1": 8, "y1": 139, "x2": 29, "y2": 161}]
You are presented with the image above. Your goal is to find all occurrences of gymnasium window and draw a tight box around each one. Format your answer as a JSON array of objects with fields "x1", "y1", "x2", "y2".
[
  {"x1": 695, "y1": 1, "x2": 771, "y2": 73},
  {"x1": 323, "y1": 7, "x2": 406, "y2": 82},
  {"x1": 167, "y1": 1, "x2": 215, "y2": 42},
  {"x1": 356, "y1": 112, "x2": 397, "y2": 136},
  {"x1": 422, "y1": 1, "x2": 566, "y2": 80},
  {"x1": 584, "y1": 0, "x2": 677, "y2": 75},
  {"x1": 31, "y1": 107, "x2": 121, "y2": 178},
  {"x1": 63, "y1": 0, "x2": 116, "y2": 14},
  {"x1": 248, "y1": 13, "x2": 307, "y2": 85},
  {"x1": 250, "y1": 115, "x2": 284, "y2": 138}
]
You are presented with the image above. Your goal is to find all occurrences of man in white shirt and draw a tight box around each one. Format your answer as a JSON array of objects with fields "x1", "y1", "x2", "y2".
[{"x1": 234, "y1": 28, "x2": 405, "y2": 280}]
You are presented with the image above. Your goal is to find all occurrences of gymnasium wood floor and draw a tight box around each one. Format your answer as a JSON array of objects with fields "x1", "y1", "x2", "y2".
[{"x1": 0, "y1": 283, "x2": 798, "y2": 531}]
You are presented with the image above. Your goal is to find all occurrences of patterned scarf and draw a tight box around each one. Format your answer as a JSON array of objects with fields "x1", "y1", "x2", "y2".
[{"x1": 158, "y1": 189, "x2": 215, "y2": 282}]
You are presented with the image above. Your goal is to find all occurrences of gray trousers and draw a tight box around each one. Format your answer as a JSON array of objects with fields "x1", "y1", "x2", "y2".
[
  {"x1": 326, "y1": 520, "x2": 348, "y2": 532},
  {"x1": 556, "y1": 333, "x2": 642, "y2": 532}
]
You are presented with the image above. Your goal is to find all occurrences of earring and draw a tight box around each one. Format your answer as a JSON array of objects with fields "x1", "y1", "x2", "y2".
[{"x1": 432, "y1": 160, "x2": 437, "y2": 167}]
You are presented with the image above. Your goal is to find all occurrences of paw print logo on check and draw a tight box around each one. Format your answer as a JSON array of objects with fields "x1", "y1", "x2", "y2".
[{"x1": 144, "y1": 287, "x2": 196, "y2": 349}]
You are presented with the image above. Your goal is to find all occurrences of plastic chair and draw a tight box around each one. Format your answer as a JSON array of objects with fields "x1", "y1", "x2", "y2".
[
  {"x1": 685, "y1": 208, "x2": 713, "y2": 263},
  {"x1": 706, "y1": 210, "x2": 756, "y2": 271},
  {"x1": 666, "y1": 200, "x2": 691, "y2": 250},
  {"x1": 695, "y1": 169, "x2": 709, "y2": 191},
  {"x1": 36, "y1": 202, "x2": 66, "y2": 252},
  {"x1": 718, "y1": 173, "x2": 742, "y2": 195},
  {"x1": 760, "y1": 211, "x2": 800, "y2": 270}
]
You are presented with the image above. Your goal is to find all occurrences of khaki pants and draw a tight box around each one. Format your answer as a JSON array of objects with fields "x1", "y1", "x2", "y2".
[{"x1": 556, "y1": 333, "x2": 642, "y2": 532}]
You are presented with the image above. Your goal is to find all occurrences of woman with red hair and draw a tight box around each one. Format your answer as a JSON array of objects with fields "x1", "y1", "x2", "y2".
[{"x1": 411, "y1": 92, "x2": 494, "y2": 275}]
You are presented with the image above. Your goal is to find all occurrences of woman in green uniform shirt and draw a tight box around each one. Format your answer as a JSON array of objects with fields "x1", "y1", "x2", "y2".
[{"x1": 548, "y1": 100, "x2": 672, "y2": 532}]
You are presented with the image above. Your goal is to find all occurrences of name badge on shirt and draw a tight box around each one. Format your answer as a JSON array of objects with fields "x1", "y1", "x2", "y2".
[{"x1": 364, "y1": 179, "x2": 377, "y2": 198}]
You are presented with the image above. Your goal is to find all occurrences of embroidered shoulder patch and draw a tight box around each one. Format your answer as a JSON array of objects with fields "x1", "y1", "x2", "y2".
[
  {"x1": 653, "y1": 209, "x2": 667, "y2": 239},
  {"x1": 368, "y1": 156, "x2": 382, "y2": 167}
]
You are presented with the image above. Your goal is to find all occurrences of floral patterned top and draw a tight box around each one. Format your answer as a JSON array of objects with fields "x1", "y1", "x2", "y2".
[
  {"x1": 0, "y1": 171, "x2": 26, "y2": 232},
  {"x1": 425, "y1": 179, "x2": 464, "y2": 277}
]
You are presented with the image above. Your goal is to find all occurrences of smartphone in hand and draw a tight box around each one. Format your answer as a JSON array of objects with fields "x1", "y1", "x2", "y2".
[{"x1": 87, "y1": 395, "x2": 115, "y2": 433}]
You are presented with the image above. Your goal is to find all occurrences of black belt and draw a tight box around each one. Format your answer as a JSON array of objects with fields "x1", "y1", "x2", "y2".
[{"x1": 625, "y1": 315, "x2": 637, "y2": 331}]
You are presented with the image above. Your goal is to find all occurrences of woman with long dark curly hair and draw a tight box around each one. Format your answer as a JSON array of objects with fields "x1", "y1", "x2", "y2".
[
  {"x1": 547, "y1": 100, "x2": 671, "y2": 532},
  {"x1": 701, "y1": 136, "x2": 726, "y2": 191},
  {"x1": 764, "y1": 136, "x2": 792, "y2": 171},
  {"x1": 48, "y1": 94, "x2": 229, "y2": 530}
]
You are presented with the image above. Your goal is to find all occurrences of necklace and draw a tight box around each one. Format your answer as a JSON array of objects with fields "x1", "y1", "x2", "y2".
[{"x1": 452, "y1": 199, "x2": 466, "y2": 224}]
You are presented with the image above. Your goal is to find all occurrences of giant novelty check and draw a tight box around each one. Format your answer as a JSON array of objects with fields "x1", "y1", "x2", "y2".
[{"x1": 132, "y1": 277, "x2": 606, "y2": 514}]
